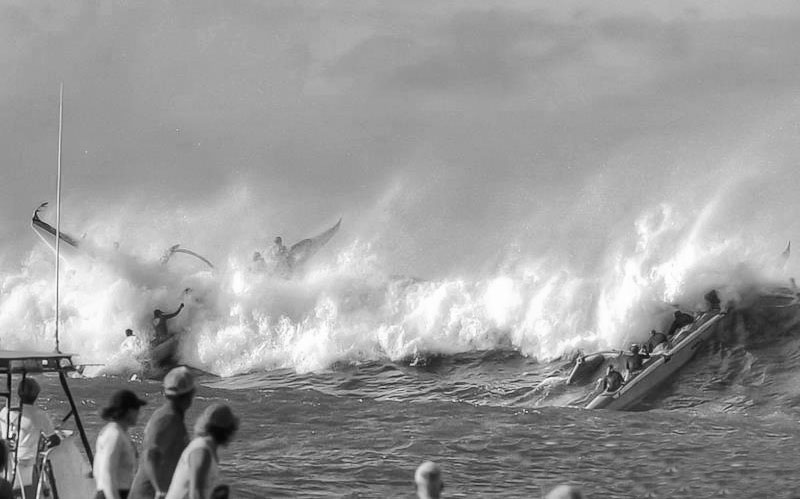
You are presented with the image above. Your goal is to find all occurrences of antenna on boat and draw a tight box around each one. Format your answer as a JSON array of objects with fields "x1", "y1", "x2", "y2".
[{"x1": 54, "y1": 83, "x2": 63, "y2": 353}]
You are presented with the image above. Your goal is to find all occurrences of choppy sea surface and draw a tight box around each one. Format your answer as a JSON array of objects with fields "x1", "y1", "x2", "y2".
[
  {"x1": 6, "y1": 197, "x2": 800, "y2": 498},
  {"x1": 30, "y1": 295, "x2": 800, "y2": 498}
]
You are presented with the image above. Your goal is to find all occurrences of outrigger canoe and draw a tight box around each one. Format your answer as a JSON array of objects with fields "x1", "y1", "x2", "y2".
[
  {"x1": 567, "y1": 350, "x2": 625, "y2": 386},
  {"x1": 0, "y1": 350, "x2": 95, "y2": 499},
  {"x1": 585, "y1": 310, "x2": 726, "y2": 410}
]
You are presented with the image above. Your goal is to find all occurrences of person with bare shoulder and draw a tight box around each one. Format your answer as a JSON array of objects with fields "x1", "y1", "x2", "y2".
[
  {"x1": 152, "y1": 303, "x2": 184, "y2": 346},
  {"x1": 129, "y1": 367, "x2": 196, "y2": 499},
  {"x1": 165, "y1": 404, "x2": 239, "y2": 499}
]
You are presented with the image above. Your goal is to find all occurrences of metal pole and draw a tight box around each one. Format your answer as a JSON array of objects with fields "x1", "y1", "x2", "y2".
[
  {"x1": 54, "y1": 83, "x2": 63, "y2": 353},
  {"x1": 58, "y1": 372, "x2": 93, "y2": 465}
]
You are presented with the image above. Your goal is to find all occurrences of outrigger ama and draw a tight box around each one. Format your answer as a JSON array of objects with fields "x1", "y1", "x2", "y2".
[{"x1": 0, "y1": 350, "x2": 95, "y2": 499}]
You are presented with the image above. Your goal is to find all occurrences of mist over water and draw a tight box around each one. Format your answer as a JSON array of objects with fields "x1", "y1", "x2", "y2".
[
  {"x1": 2, "y1": 2, "x2": 800, "y2": 380},
  {"x1": 1, "y1": 160, "x2": 797, "y2": 378}
]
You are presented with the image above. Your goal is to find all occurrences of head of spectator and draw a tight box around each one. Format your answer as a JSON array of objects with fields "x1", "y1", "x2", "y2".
[
  {"x1": 18, "y1": 378, "x2": 40, "y2": 405},
  {"x1": 164, "y1": 366, "x2": 196, "y2": 412},
  {"x1": 125, "y1": 328, "x2": 134, "y2": 337},
  {"x1": 194, "y1": 404, "x2": 239, "y2": 447},
  {"x1": 415, "y1": 460, "x2": 444, "y2": 499},
  {"x1": 545, "y1": 484, "x2": 584, "y2": 499},
  {"x1": 101, "y1": 389, "x2": 147, "y2": 428}
]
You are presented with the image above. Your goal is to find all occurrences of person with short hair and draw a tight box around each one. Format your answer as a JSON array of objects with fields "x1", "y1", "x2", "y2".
[
  {"x1": 0, "y1": 378, "x2": 60, "y2": 498},
  {"x1": 153, "y1": 304, "x2": 184, "y2": 346},
  {"x1": 129, "y1": 367, "x2": 196, "y2": 499},
  {"x1": 645, "y1": 329, "x2": 667, "y2": 352},
  {"x1": 415, "y1": 461, "x2": 444, "y2": 499},
  {"x1": 667, "y1": 310, "x2": 694, "y2": 337},
  {"x1": 600, "y1": 365, "x2": 624, "y2": 393},
  {"x1": 545, "y1": 484, "x2": 585, "y2": 499},
  {"x1": 94, "y1": 389, "x2": 147, "y2": 499},
  {"x1": 625, "y1": 344, "x2": 649, "y2": 380},
  {"x1": 165, "y1": 404, "x2": 239, "y2": 499}
]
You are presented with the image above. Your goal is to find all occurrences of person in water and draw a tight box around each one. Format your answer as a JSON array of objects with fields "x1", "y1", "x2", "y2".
[
  {"x1": 0, "y1": 378, "x2": 60, "y2": 498},
  {"x1": 600, "y1": 365, "x2": 624, "y2": 393},
  {"x1": 153, "y1": 303, "x2": 184, "y2": 346},
  {"x1": 121, "y1": 328, "x2": 146, "y2": 360},
  {"x1": 666, "y1": 310, "x2": 694, "y2": 337},
  {"x1": 129, "y1": 367, "x2": 196, "y2": 499},
  {"x1": 625, "y1": 344, "x2": 649, "y2": 380},
  {"x1": 415, "y1": 461, "x2": 444, "y2": 499}
]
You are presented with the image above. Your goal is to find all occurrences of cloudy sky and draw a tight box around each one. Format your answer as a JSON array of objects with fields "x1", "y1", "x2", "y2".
[{"x1": 3, "y1": 0, "x2": 800, "y2": 278}]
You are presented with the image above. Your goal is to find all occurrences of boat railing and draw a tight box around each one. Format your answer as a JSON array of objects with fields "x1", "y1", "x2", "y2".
[{"x1": 0, "y1": 351, "x2": 93, "y2": 496}]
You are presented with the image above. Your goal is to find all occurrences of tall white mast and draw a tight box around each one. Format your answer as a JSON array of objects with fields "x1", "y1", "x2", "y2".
[{"x1": 54, "y1": 83, "x2": 63, "y2": 353}]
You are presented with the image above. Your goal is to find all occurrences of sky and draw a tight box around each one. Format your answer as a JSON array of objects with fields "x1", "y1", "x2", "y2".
[{"x1": 2, "y1": 0, "x2": 800, "y2": 278}]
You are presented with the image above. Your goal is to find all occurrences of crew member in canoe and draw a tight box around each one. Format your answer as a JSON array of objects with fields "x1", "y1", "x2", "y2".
[
  {"x1": 624, "y1": 344, "x2": 649, "y2": 380},
  {"x1": 666, "y1": 310, "x2": 694, "y2": 337},
  {"x1": 153, "y1": 303, "x2": 184, "y2": 346},
  {"x1": 643, "y1": 329, "x2": 668, "y2": 353},
  {"x1": 269, "y1": 236, "x2": 292, "y2": 276},
  {"x1": 704, "y1": 289, "x2": 721, "y2": 311},
  {"x1": 599, "y1": 365, "x2": 624, "y2": 393}
]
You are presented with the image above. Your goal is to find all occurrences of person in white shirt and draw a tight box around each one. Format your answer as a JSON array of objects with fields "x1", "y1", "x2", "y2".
[
  {"x1": 0, "y1": 378, "x2": 60, "y2": 498},
  {"x1": 94, "y1": 389, "x2": 147, "y2": 499},
  {"x1": 166, "y1": 404, "x2": 239, "y2": 499},
  {"x1": 415, "y1": 461, "x2": 444, "y2": 499}
]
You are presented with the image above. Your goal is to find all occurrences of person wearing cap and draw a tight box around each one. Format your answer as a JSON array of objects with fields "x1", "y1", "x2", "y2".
[
  {"x1": 129, "y1": 367, "x2": 196, "y2": 499},
  {"x1": 94, "y1": 389, "x2": 147, "y2": 499},
  {"x1": 165, "y1": 403, "x2": 239, "y2": 499},
  {"x1": 415, "y1": 460, "x2": 444, "y2": 499},
  {"x1": 0, "y1": 378, "x2": 60, "y2": 497}
]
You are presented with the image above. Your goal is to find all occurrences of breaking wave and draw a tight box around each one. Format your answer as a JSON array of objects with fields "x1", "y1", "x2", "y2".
[{"x1": 0, "y1": 192, "x2": 796, "y2": 381}]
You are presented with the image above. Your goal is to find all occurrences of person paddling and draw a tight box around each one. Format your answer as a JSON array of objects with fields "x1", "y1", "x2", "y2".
[
  {"x1": 666, "y1": 310, "x2": 694, "y2": 337},
  {"x1": 600, "y1": 365, "x2": 624, "y2": 393},
  {"x1": 625, "y1": 344, "x2": 649, "y2": 380},
  {"x1": 152, "y1": 303, "x2": 184, "y2": 346}
]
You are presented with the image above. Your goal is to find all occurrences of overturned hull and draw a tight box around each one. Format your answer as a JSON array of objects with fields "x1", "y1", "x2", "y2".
[{"x1": 586, "y1": 311, "x2": 726, "y2": 410}]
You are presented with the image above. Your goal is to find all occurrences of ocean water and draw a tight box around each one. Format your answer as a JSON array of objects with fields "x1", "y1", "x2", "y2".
[
  {"x1": 26, "y1": 295, "x2": 800, "y2": 498},
  {"x1": 4, "y1": 186, "x2": 800, "y2": 498}
]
